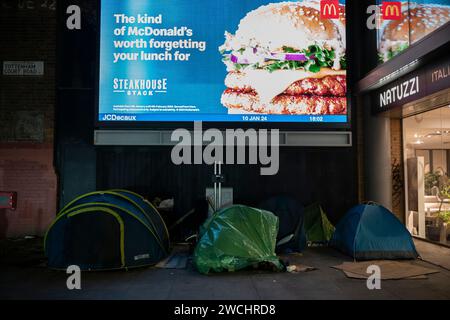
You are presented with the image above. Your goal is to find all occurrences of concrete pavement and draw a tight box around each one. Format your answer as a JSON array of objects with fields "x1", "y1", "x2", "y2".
[{"x1": 1, "y1": 246, "x2": 450, "y2": 300}]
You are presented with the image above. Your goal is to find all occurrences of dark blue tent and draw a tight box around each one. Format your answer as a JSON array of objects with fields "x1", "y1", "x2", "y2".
[
  {"x1": 111, "y1": 189, "x2": 170, "y2": 250},
  {"x1": 330, "y1": 203, "x2": 418, "y2": 260},
  {"x1": 259, "y1": 196, "x2": 307, "y2": 253},
  {"x1": 45, "y1": 190, "x2": 169, "y2": 270}
]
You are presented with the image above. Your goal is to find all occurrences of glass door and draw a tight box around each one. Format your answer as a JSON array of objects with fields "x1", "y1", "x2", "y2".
[{"x1": 403, "y1": 106, "x2": 450, "y2": 245}]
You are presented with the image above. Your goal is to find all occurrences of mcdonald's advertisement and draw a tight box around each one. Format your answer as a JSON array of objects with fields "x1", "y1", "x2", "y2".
[
  {"x1": 98, "y1": 0, "x2": 348, "y2": 124},
  {"x1": 377, "y1": 0, "x2": 450, "y2": 63}
]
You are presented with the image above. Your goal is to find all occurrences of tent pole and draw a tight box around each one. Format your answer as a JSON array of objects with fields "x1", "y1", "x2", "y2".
[
  {"x1": 218, "y1": 161, "x2": 222, "y2": 210},
  {"x1": 214, "y1": 161, "x2": 218, "y2": 211}
]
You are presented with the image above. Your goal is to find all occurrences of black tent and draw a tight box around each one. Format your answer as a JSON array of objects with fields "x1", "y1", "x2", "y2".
[{"x1": 259, "y1": 196, "x2": 307, "y2": 252}]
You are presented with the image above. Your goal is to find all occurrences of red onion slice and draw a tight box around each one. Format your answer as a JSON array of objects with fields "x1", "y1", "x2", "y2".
[
  {"x1": 284, "y1": 53, "x2": 309, "y2": 61},
  {"x1": 230, "y1": 54, "x2": 250, "y2": 64}
]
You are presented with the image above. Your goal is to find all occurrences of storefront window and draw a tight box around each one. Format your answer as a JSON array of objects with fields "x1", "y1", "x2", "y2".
[{"x1": 404, "y1": 105, "x2": 450, "y2": 245}]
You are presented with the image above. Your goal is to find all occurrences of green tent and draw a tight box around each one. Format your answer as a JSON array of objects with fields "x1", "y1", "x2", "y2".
[
  {"x1": 303, "y1": 203, "x2": 335, "y2": 244},
  {"x1": 193, "y1": 205, "x2": 283, "y2": 274}
]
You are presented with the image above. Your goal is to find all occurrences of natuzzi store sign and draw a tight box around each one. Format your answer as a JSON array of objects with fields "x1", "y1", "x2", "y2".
[{"x1": 373, "y1": 57, "x2": 450, "y2": 114}]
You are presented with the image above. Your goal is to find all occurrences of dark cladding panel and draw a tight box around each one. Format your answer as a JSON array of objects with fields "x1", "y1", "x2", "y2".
[
  {"x1": 56, "y1": 89, "x2": 95, "y2": 145},
  {"x1": 55, "y1": 89, "x2": 96, "y2": 209},
  {"x1": 96, "y1": 147, "x2": 357, "y2": 225},
  {"x1": 57, "y1": 0, "x2": 98, "y2": 89}
]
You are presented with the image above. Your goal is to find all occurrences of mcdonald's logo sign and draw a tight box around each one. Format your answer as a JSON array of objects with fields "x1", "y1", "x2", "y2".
[
  {"x1": 320, "y1": 0, "x2": 339, "y2": 19},
  {"x1": 382, "y1": 1, "x2": 402, "y2": 20}
]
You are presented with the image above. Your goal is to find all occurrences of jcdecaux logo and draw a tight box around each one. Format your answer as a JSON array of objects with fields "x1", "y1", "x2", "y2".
[{"x1": 102, "y1": 114, "x2": 137, "y2": 121}]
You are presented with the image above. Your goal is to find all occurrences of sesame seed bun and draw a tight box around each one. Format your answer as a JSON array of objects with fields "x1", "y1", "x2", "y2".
[
  {"x1": 382, "y1": 13, "x2": 410, "y2": 43},
  {"x1": 233, "y1": 2, "x2": 346, "y2": 53},
  {"x1": 379, "y1": 4, "x2": 450, "y2": 61},
  {"x1": 408, "y1": 5, "x2": 450, "y2": 43},
  {"x1": 219, "y1": 1, "x2": 348, "y2": 115}
]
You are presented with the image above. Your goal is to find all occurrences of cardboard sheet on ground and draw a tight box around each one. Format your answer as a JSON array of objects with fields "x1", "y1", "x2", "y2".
[
  {"x1": 332, "y1": 260, "x2": 439, "y2": 280},
  {"x1": 343, "y1": 271, "x2": 427, "y2": 280},
  {"x1": 414, "y1": 239, "x2": 450, "y2": 271}
]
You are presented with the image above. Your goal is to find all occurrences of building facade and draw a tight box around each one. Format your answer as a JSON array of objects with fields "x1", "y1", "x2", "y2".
[
  {"x1": 1, "y1": 0, "x2": 449, "y2": 248},
  {"x1": 0, "y1": 1, "x2": 57, "y2": 238},
  {"x1": 354, "y1": 1, "x2": 450, "y2": 246}
]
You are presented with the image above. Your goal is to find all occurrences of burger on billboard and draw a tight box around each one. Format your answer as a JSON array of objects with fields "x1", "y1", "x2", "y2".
[
  {"x1": 378, "y1": 1, "x2": 450, "y2": 63},
  {"x1": 219, "y1": 1, "x2": 347, "y2": 116},
  {"x1": 98, "y1": 0, "x2": 348, "y2": 124}
]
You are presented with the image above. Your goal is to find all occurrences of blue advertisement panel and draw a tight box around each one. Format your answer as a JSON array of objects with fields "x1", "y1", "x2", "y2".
[{"x1": 99, "y1": 0, "x2": 348, "y2": 124}]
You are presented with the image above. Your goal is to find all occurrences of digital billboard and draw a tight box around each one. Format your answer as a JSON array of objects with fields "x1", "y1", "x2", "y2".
[
  {"x1": 377, "y1": 0, "x2": 450, "y2": 64},
  {"x1": 98, "y1": 0, "x2": 348, "y2": 124}
]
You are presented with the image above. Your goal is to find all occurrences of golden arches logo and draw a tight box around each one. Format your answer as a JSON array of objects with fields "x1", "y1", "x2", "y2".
[
  {"x1": 321, "y1": 1, "x2": 339, "y2": 19},
  {"x1": 385, "y1": 5, "x2": 400, "y2": 17},
  {"x1": 382, "y1": 2, "x2": 402, "y2": 20},
  {"x1": 323, "y1": 3, "x2": 337, "y2": 16}
]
